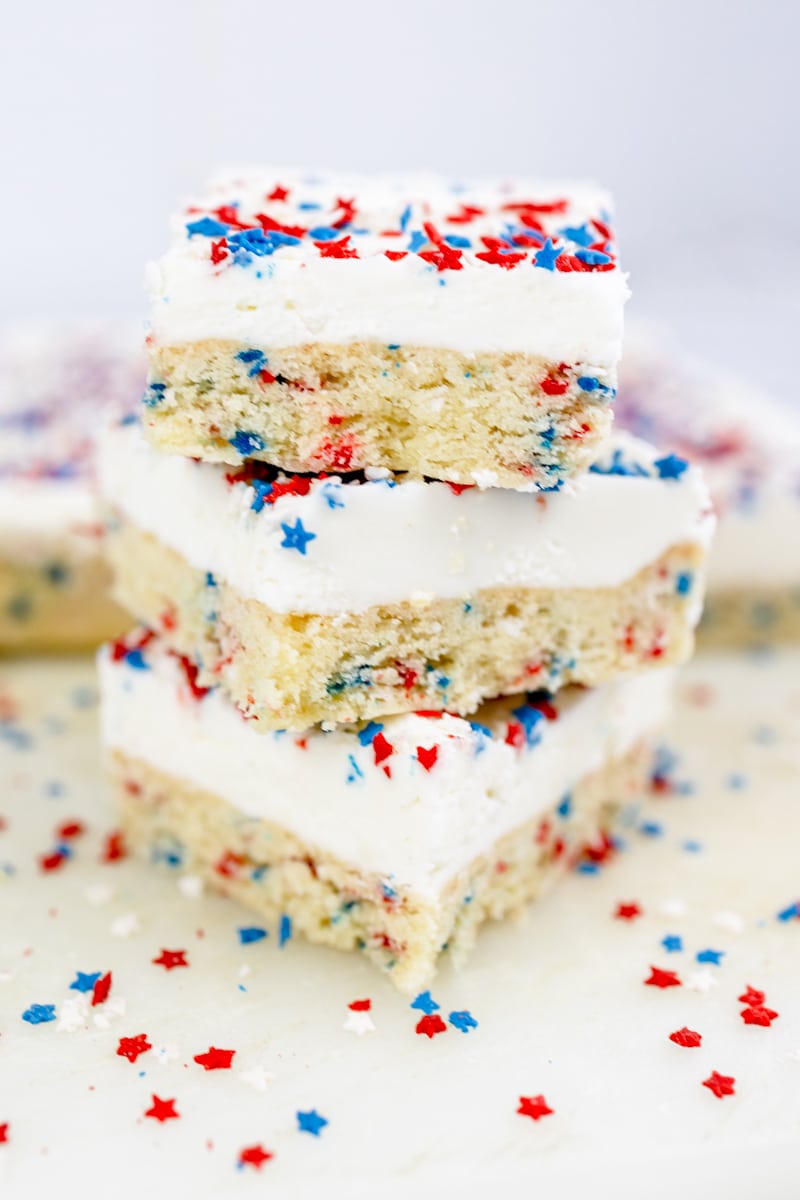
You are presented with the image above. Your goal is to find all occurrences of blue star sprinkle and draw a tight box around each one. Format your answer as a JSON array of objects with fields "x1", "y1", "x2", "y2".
[
  {"x1": 280, "y1": 518, "x2": 316, "y2": 555},
  {"x1": 653, "y1": 453, "x2": 689, "y2": 480},
  {"x1": 70, "y1": 971, "x2": 101, "y2": 993},
  {"x1": 777, "y1": 901, "x2": 800, "y2": 922},
  {"x1": 186, "y1": 216, "x2": 229, "y2": 238},
  {"x1": 250, "y1": 481, "x2": 273, "y2": 513},
  {"x1": 279, "y1": 914, "x2": 292, "y2": 946},
  {"x1": 696, "y1": 948, "x2": 725, "y2": 965},
  {"x1": 448, "y1": 1010, "x2": 478, "y2": 1033},
  {"x1": 297, "y1": 1109, "x2": 328, "y2": 1137},
  {"x1": 410, "y1": 990, "x2": 440, "y2": 1015},
  {"x1": 238, "y1": 926, "x2": 268, "y2": 945},
  {"x1": 661, "y1": 934, "x2": 683, "y2": 953},
  {"x1": 22, "y1": 1003, "x2": 56, "y2": 1025},
  {"x1": 533, "y1": 237, "x2": 562, "y2": 270}
]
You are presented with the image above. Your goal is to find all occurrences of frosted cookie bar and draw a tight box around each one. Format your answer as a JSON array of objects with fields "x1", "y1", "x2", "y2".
[
  {"x1": 618, "y1": 329, "x2": 800, "y2": 643},
  {"x1": 144, "y1": 171, "x2": 629, "y2": 490},
  {"x1": 99, "y1": 418, "x2": 714, "y2": 729},
  {"x1": 0, "y1": 325, "x2": 142, "y2": 650},
  {"x1": 100, "y1": 633, "x2": 674, "y2": 992}
]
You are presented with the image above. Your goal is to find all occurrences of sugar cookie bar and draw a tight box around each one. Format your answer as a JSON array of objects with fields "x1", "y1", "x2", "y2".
[
  {"x1": 618, "y1": 328, "x2": 800, "y2": 643},
  {"x1": 144, "y1": 172, "x2": 629, "y2": 490},
  {"x1": 0, "y1": 324, "x2": 142, "y2": 650},
  {"x1": 99, "y1": 634, "x2": 673, "y2": 992},
  {"x1": 99, "y1": 418, "x2": 713, "y2": 729}
]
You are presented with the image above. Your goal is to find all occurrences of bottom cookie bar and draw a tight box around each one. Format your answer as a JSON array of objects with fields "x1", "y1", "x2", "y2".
[{"x1": 100, "y1": 634, "x2": 673, "y2": 991}]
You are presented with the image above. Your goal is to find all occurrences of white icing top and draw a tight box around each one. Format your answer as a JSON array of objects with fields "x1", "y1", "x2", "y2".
[
  {"x1": 618, "y1": 327, "x2": 800, "y2": 591},
  {"x1": 148, "y1": 170, "x2": 629, "y2": 362},
  {"x1": 99, "y1": 637, "x2": 674, "y2": 896},
  {"x1": 0, "y1": 324, "x2": 144, "y2": 562},
  {"x1": 98, "y1": 419, "x2": 714, "y2": 615}
]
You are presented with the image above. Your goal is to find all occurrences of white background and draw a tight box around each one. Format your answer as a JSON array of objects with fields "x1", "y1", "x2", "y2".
[{"x1": 1, "y1": 0, "x2": 797, "y2": 388}]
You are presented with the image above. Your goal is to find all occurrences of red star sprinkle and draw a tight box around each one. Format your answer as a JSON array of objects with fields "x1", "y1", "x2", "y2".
[
  {"x1": 193, "y1": 1047, "x2": 235, "y2": 1070},
  {"x1": 315, "y1": 236, "x2": 358, "y2": 259},
  {"x1": 517, "y1": 1095, "x2": 554, "y2": 1121},
  {"x1": 348, "y1": 999, "x2": 371, "y2": 1012},
  {"x1": 91, "y1": 971, "x2": 112, "y2": 1007},
  {"x1": 267, "y1": 185, "x2": 289, "y2": 202},
  {"x1": 644, "y1": 966, "x2": 682, "y2": 989},
  {"x1": 738, "y1": 985, "x2": 766, "y2": 1006},
  {"x1": 0, "y1": 1122, "x2": 8, "y2": 1143},
  {"x1": 117, "y1": 1034, "x2": 152, "y2": 1063},
  {"x1": 152, "y1": 949, "x2": 189, "y2": 970},
  {"x1": 702, "y1": 1071, "x2": 736, "y2": 1099},
  {"x1": 239, "y1": 1144, "x2": 273, "y2": 1170},
  {"x1": 669, "y1": 1026, "x2": 702, "y2": 1048},
  {"x1": 372, "y1": 731, "x2": 394, "y2": 766},
  {"x1": 144, "y1": 1095, "x2": 180, "y2": 1122},
  {"x1": 614, "y1": 902, "x2": 642, "y2": 921},
  {"x1": 740, "y1": 1005, "x2": 779, "y2": 1027},
  {"x1": 415, "y1": 1014, "x2": 447, "y2": 1039},
  {"x1": 384, "y1": 250, "x2": 408, "y2": 261},
  {"x1": 416, "y1": 746, "x2": 438, "y2": 771}
]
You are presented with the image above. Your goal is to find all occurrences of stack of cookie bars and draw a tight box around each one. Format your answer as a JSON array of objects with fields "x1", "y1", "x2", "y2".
[{"x1": 98, "y1": 173, "x2": 714, "y2": 991}]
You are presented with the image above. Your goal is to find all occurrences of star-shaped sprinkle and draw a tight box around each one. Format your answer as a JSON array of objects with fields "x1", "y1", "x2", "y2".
[
  {"x1": 144, "y1": 1095, "x2": 179, "y2": 1122},
  {"x1": 614, "y1": 901, "x2": 642, "y2": 921},
  {"x1": 448, "y1": 1010, "x2": 478, "y2": 1033},
  {"x1": 415, "y1": 1013, "x2": 447, "y2": 1038},
  {"x1": 713, "y1": 911, "x2": 744, "y2": 934},
  {"x1": 517, "y1": 1095, "x2": 554, "y2": 1121},
  {"x1": 296, "y1": 1109, "x2": 328, "y2": 1136},
  {"x1": 686, "y1": 969, "x2": 719, "y2": 993},
  {"x1": 344, "y1": 1009, "x2": 375, "y2": 1036},
  {"x1": 661, "y1": 934, "x2": 683, "y2": 953},
  {"x1": 0, "y1": 1122, "x2": 8, "y2": 1143},
  {"x1": 70, "y1": 970, "x2": 101, "y2": 993},
  {"x1": 238, "y1": 1144, "x2": 273, "y2": 1170},
  {"x1": 22, "y1": 1003, "x2": 56, "y2": 1024},
  {"x1": 117, "y1": 1033, "x2": 152, "y2": 1063},
  {"x1": 653, "y1": 453, "x2": 689, "y2": 480},
  {"x1": 741, "y1": 1005, "x2": 779, "y2": 1027},
  {"x1": 696, "y1": 948, "x2": 725, "y2": 965},
  {"x1": 194, "y1": 1046, "x2": 235, "y2": 1070},
  {"x1": 280, "y1": 518, "x2": 316, "y2": 555},
  {"x1": 669, "y1": 1027, "x2": 702, "y2": 1048},
  {"x1": 152, "y1": 948, "x2": 188, "y2": 970},
  {"x1": 644, "y1": 966, "x2": 682, "y2": 989},
  {"x1": 239, "y1": 1066, "x2": 276, "y2": 1090},
  {"x1": 739, "y1": 985, "x2": 766, "y2": 1006},
  {"x1": 410, "y1": 990, "x2": 440, "y2": 1014},
  {"x1": 111, "y1": 913, "x2": 140, "y2": 938},
  {"x1": 702, "y1": 1071, "x2": 735, "y2": 1099},
  {"x1": 533, "y1": 238, "x2": 561, "y2": 270}
]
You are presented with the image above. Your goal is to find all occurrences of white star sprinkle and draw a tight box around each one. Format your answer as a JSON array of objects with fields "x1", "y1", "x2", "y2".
[{"x1": 343, "y1": 1010, "x2": 376, "y2": 1036}]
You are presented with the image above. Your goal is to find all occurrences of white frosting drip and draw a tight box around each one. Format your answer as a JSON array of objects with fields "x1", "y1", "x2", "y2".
[
  {"x1": 148, "y1": 171, "x2": 629, "y2": 361},
  {"x1": 99, "y1": 641, "x2": 674, "y2": 897},
  {"x1": 98, "y1": 421, "x2": 715, "y2": 615}
]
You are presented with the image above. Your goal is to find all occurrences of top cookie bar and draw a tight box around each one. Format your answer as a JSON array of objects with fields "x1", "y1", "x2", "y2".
[{"x1": 144, "y1": 171, "x2": 629, "y2": 489}]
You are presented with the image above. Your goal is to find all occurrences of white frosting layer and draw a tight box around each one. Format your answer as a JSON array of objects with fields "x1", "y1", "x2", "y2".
[
  {"x1": 99, "y1": 639, "x2": 674, "y2": 897},
  {"x1": 148, "y1": 171, "x2": 629, "y2": 362},
  {"x1": 619, "y1": 326, "x2": 800, "y2": 593},
  {"x1": 98, "y1": 420, "x2": 714, "y2": 615}
]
